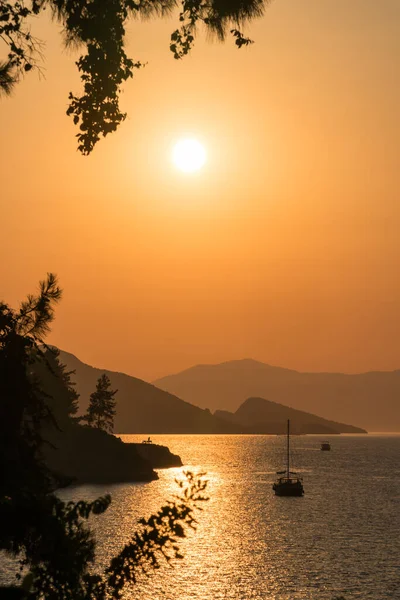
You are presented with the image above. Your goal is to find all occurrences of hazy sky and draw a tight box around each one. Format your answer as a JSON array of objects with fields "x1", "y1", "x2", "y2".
[{"x1": 1, "y1": 0, "x2": 400, "y2": 381}]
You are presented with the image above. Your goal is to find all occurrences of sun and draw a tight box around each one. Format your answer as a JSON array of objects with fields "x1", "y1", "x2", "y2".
[{"x1": 172, "y1": 138, "x2": 207, "y2": 173}]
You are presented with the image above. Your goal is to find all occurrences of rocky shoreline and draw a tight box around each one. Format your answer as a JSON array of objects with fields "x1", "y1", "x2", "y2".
[
  {"x1": 129, "y1": 442, "x2": 183, "y2": 469},
  {"x1": 45, "y1": 426, "x2": 182, "y2": 485}
]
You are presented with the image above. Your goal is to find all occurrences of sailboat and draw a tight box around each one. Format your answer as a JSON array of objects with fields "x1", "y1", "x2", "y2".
[
  {"x1": 320, "y1": 441, "x2": 331, "y2": 451},
  {"x1": 273, "y1": 419, "x2": 304, "y2": 497}
]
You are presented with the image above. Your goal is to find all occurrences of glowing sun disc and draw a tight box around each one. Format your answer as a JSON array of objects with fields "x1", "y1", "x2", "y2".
[{"x1": 172, "y1": 138, "x2": 206, "y2": 173}]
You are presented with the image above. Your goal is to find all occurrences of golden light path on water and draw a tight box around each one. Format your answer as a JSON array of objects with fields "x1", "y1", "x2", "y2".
[{"x1": 2, "y1": 435, "x2": 399, "y2": 598}]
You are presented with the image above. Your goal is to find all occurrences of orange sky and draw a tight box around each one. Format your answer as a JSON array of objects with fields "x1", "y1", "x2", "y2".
[{"x1": 1, "y1": 1, "x2": 400, "y2": 381}]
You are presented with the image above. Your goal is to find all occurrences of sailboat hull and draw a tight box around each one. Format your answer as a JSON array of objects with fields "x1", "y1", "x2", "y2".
[{"x1": 273, "y1": 478, "x2": 304, "y2": 497}]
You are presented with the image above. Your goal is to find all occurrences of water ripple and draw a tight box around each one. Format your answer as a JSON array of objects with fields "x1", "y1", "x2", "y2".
[{"x1": 2, "y1": 434, "x2": 400, "y2": 599}]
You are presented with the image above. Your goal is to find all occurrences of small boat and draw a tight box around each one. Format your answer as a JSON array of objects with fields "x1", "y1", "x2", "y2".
[
  {"x1": 273, "y1": 419, "x2": 304, "y2": 497},
  {"x1": 320, "y1": 441, "x2": 331, "y2": 451}
]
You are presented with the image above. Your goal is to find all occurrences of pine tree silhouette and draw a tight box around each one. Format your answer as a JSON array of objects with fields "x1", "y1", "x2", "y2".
[{"x1": 84, "y1": 375, "x2": 117, "y2": 433}]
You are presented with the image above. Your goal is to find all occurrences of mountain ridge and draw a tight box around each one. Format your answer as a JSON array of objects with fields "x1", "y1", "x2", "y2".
[
  {"x1": 58, "y1": 350, "x2": 240, "y2": 434},
  {"x1": 154, "y1": 358, "x2": 400, "y2": 431},
  {"x1": 58, "y1": 350, "x2": 366, "y2": 434},
  {"x1": 156, "y1": 357, "x2": 400, "y2": 380}
]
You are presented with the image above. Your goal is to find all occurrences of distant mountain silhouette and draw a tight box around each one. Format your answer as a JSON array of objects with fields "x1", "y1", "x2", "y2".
[
  {"x1": 154, "y1": 359, "x2": 400, "y2": 432},
  {"x1": 58, "y1": 351, "x2": 239, "y2": 434},
  {"x1": 215, "y1": 397, "x2": 366, "y2": 434}
]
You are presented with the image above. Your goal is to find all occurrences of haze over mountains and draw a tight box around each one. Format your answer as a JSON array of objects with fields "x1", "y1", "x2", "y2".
[
  {"x1": 59, "y1": 351, "x2": 365, "y2": 434},
  {"x1": 154, "y1": 359, "x2": 400, "y2": 432}
]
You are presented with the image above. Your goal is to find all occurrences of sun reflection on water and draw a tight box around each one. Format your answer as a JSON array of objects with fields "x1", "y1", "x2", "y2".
[{"x1": 2, "y1": 434, "x2": 398, "y2": 599}]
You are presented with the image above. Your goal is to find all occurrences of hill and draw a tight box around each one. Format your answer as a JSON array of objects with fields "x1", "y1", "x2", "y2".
[
  {"x1": 43, "y1": 423, "x2": 158, "y2": 484},
  {"x1": 215, "y1": 397, "x2": 366, "y2": 434},
  {"x1": 33, "y1": 348, "x2": 158, "y2": 484},
  {"x1": 153, "y1": 359, "x2": 400, "y2": 432},
  {"x1": 58, "y1": 350, "x2": 240, "y2": 434}
]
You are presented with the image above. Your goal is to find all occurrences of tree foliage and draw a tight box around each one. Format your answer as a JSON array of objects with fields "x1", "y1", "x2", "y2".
[
  {"x1": 0, "y1": 273, "x2": 64, "y2": 558},
  {"x1": 83, "y1": 373, "x2": 117, "y2": 433},
  {"x1": 23, "y1": 471, "x2": 207, "y2": 600},
  {"x1": 34, "y1": 346, "x2": 80, "y2": 422},
  {"x1": 0, "y1": 274, "x2": 208, "y2": 599},
  {"x1": 0, "y1": 0, "x2": 271, "y2": 153}
]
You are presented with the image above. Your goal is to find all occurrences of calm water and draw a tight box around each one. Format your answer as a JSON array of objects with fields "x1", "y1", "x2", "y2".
[{"x1": 2, "y1": 434, "x2": 400, "y2": 598}]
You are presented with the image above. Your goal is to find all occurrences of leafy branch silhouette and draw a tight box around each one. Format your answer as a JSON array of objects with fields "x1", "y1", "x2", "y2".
[{"x1": 0, "y1": 0, "x2": 271, "y2": 153}]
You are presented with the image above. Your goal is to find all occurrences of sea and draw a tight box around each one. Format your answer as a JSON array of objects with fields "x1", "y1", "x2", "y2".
[{"x1": 2, "y1": 434, "x2": 400, "y2": 599}]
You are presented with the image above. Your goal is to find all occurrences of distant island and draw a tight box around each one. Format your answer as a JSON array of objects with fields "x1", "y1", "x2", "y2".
[
  {"x1": 215, "y1": 397, "x2": 366, "y2": 434},
  {"x1": 59, "y1": 351, "x2": 366, "y2": 435},
  {"x1": 154, "y1": 358, "x2": 400, "y2": 432}
]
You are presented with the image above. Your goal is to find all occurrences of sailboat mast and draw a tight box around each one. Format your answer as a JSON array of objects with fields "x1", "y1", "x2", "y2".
[{"x1": 287, "y1": 419, "x2": 290, "y2": 478}]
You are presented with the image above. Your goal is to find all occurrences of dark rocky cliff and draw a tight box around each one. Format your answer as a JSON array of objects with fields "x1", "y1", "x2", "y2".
[
  {"x1": 44, "y1": 424, "x2": 158, "y2": 484},
  {"x1": 129, "y1": 442, "x2": 182, "y2": 468}
]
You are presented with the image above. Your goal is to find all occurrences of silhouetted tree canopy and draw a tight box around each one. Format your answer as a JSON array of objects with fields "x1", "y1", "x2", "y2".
[
  {"x1": 34, "y1": 346, "x2": 80, "y2": 424},
  {"x1": 0, "y1": 274, "x2": 208, "y2": 598},
  {"x1": 83, "y1": 373, "x2": 117, "y2": 433},
  {"x1": 0, "y1": 0, "x2": 271, "y2": 153}
]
